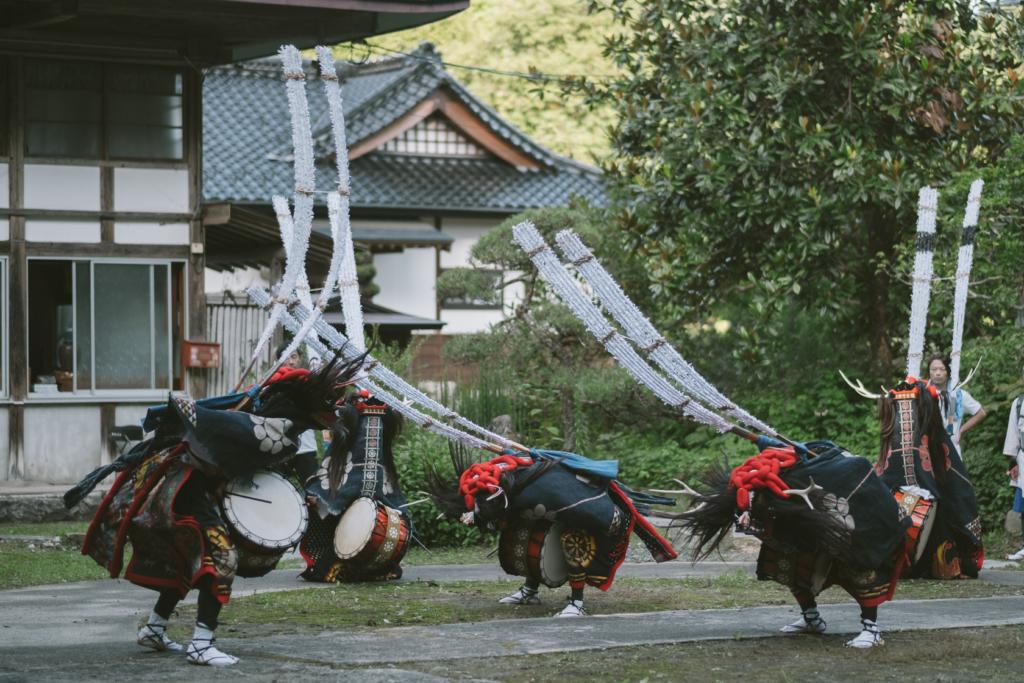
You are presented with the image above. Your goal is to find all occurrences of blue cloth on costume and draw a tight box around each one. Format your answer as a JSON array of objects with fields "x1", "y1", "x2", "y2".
[
  {"x1": 1013, "y1": 487, "x2": 1024, "y2": 514},
  {"x1": 507, "y1": 448, "x2": 620, "y2": 481}
]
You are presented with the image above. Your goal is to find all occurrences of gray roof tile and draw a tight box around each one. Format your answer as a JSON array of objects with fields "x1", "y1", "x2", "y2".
[{"x1": 203, "y1": 44, "x2": 605, "y2": 212}]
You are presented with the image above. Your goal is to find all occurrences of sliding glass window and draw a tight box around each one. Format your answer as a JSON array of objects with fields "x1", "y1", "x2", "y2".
[{"x1": 28, "y1": 259, "x2": 184, "y2": 397}]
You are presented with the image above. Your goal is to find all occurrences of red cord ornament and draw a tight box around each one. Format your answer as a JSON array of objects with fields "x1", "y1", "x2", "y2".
[
  {"x1": 459, "y1": 455, "x2": 534, "y2": 510},
  {"x1": 729, "y1": 447, "x2": 798, "y2": 510}
]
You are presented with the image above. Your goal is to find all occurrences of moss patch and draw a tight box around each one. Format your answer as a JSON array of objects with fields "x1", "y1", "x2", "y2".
[
  {"x1": 395, "y1": 624, "x2": 1024, "y2": 682},
  {"x1": 167, "y1": 570, "x2": 1024, "y2": 641}
]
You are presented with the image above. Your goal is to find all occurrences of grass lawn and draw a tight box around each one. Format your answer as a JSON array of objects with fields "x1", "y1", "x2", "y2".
[
  {"x1": 164, "y1": 569, "x2": 1024, "y2": 642},
  {"x1": 0, "y1": 522, "x2": 107, "y2": 590},
  {"x1": 393, "y1": 624, "x2": 1024, "y2": 683}
]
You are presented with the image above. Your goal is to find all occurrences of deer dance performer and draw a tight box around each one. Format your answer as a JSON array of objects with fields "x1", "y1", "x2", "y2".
[
  {"x1": 426, "y1": 445, "x2": 677, "y2": 616},
  {"x1": 299, "y1": 390, "x2": 413, "y2": 582},
  {"x1": 843, "y1": 183, "x2": 985, "y2": 579},
  {"x1": 873, "y1": 379, "x2": 984, "y2": 578},
  {"x1": 679, "y1": 438, "x2": 910, "y2": 648},
  {"x1": 64, "y1": 355, "x2": 364, "y2": 666}
]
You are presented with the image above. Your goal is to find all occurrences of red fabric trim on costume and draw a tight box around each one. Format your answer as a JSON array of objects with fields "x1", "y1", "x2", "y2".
[
  {"x1": 628, "y1": 500, "x2": 679, "y2": 563},
  {"x1": 569, "y1": 580, "x2": 586, "y2": 590},
  {"x1": 109, "y1": 445, "x2": 185, "y2": 578},
  {"x1": 81, "y1": 463, "x2": 140, "y2": 559},
  {"x1": 267, "y1": 367, "x2": 309, "y2": 385},
  {"x1": 729, "y1": 448, "x2": 798, "y2": 510},
  {"x1": 458, "y1": 455, "x2": 534, "y2": 510}
]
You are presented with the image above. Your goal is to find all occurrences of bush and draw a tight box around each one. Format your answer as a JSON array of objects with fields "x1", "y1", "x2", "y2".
[{"x1": 392, "y1": 426, "x2": 494, "y2": 548}]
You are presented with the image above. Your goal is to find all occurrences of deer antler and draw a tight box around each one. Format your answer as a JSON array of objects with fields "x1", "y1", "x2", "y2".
[
  {"x1": 839, "y1": 370, "x2": 884, "y2": 400},
  {"x1": 649, "y1": 478, "x2": 700, "y2": 497},
  {"x1": 951, "y1": 356, "x2": 983, "y2": 392},
  {"x1": 782, "y1": 477, "x2": 823, "y2": 510}
]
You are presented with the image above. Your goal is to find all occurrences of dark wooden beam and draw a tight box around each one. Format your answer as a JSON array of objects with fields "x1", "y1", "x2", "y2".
[
  {"x1": 0, "y1": 208, "x2": 192, "y2": 222},
  {"x1": 25, "y1": 242, "x2": 189, "y2": 258},
  {"x1": 184, "y1": 67, "x2": 207, "y2": 398},
  {"x1": 3, "y1": 1, "x2": 78, "y2": 31},
  {"x1": 206, "y1": 244, "x2": 281, "y2": 267}
]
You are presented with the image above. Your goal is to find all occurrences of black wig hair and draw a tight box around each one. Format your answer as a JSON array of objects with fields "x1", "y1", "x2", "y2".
[
  {"x1": 877, "y1": 380, "x2": 948, "y2": 486},
  {"x1": 673, "y1": 455, "x2": 856, "y2": 565}
]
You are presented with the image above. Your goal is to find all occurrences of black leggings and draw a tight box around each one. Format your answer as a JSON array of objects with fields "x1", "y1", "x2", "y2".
[
  {"x1": 153, "y1": 576, "x2": 223, "y2": 629},
  {"x1": 802, "y1": 598, "x2": 877, "y2": 623}
]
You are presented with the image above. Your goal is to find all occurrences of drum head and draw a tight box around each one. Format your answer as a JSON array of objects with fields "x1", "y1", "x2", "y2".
[
  {"x1": 222, "y1": 471, "x2": 308, "y2": 550},
  {"x1": 538, "y1": 522, "x2": 569, "y2": 588},
  {"x1": 335, "y1": 498, "x2": 378, "y2": 559},
  {"x1": 916, "y1": 500, "x2": 938, "y2": 562}
]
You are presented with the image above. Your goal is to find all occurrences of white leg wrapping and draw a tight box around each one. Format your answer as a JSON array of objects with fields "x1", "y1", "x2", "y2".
[
  {"x1": 780, "y1": 609, "x2": 826, "y2": 634},
  {"x1": 499, "y1": 585, "x2": 541, "y2": 605},
  {"x1": 186, "y1": 624, "x2": 239, "y2": 666},
  {"x1": 845, "y1": 619, "x2": 884, "y2": 648}
]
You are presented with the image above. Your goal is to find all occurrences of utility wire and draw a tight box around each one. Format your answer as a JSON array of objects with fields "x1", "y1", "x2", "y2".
[{"x1": 362, "y1": 43, "x2": 619, "y2": 83}]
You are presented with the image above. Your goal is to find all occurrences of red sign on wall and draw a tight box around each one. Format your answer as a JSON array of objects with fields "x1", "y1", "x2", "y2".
[{"x1": 183, "y1": 340, "x2": 220, "y2": 369}]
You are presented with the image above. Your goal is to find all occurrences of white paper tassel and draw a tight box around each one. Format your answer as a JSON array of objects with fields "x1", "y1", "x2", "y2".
[
  {"x1": 511, "y1": 222, "x2": 735, "y2": 433},
  {"x1": 254, "y1": 288, "x2": 494, "y2": 450},
  {"x1": 247, "y1": 286, "x2": 521, "y2": 449},
  {"x1": 906, "y1": 187, "x2": 939, "y2": 378},
  {"x1": 273, "y1": 195, "x2": 313, "y2": 310},
  {"x1": 245, "y1": 48, "x2": 317, "y2": 378},
  {"x1": 949, "y1": 179, "x2": 983, "y2": 388},
  {"x1": 555, "y1": 229, "x2": 776, "y2": 436}
]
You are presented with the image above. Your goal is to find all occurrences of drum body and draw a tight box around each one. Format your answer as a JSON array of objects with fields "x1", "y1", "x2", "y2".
[
  {"x1": 894, "y1": 489, "x2": 938, "y2": 563},
  {"x1": 333, "y1": 497, "x2": 410, "y2": 572},
  {"x1": 498, "y1": 519, "x2": 569, "y2": 588},
  {"x1": 221, "y1": 470, "x2": 309, "y2": 577}
]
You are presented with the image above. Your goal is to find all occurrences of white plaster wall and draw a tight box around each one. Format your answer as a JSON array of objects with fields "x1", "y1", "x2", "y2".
[
  {"x1": 24, "y1": 405, "x2": 102, "y2": 484},
  {"x1": 0, "y1": 219, "x2": 9, "y2": 241},
  {"x1": 349, "y1": 218, "x2": 435, "y2": 232},
  {"x1": 0, "y1": 408, "x2": 9, "y2": 481},
  {"x1": 114, "y1": 221, "x2": 189, "y2": 244},
  {"x1": 205, "y1": 266, "x2": 269, "y2": 294},
  {"x1": 438, "y1": 217, "x2": 503, "y2": 269},
  {"x1": 25, "y1": 220, "x2": 102, "y2": 243},
  {"x1": 115, "y1": 404, "x2": 153, "y2": 440},
  {"x1": 0, "y1": 164, "x2": 9, "y2": 209},
  {"x1": 113, "y1": 168, "x2": 190, "y2": 213},
  {"x1": 439, "y1": 308, "x2": 506, "y2": 334},
  {"x1": 24, "y1": 165, "x2": 101, "y2": 210},
  {"x1": 374, "y1": 247, "x2": 436, "y2": 320}
]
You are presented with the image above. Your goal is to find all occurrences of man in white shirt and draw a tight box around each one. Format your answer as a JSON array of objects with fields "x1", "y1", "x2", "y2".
[
  {"x1": 927, "y1": 354, "x2": 986, "y2": 458},
  {"x1": 1003, "y1": 365, "x2": 1024, "y2": 561}
]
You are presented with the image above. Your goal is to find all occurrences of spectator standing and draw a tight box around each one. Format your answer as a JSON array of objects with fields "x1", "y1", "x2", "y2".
[
  {"x1": 1003, "y1": 366, "x2": 1024, "y2": 561},
  {"x1": 927, "y1": 353, "x2": 986, "y2": 458}
]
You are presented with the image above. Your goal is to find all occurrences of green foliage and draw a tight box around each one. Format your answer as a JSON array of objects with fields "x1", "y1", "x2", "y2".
[
  {"x1": 573, "y1": 0, "x2": 1024, "y2": 370},
  {"x1": 392, "y1": 426, "x2": 493, "y2": 547},
  {"x1": 363, "y1": 0, "x2": 619, "y2": 159}
]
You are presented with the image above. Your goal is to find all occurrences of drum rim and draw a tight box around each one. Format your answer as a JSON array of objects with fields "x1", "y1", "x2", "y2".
[
  {"x1": 334, "y1": 497, "x2": 379, "y2": 560},
  {"x1": 221, "y1": 470, "x2": 309, "y2": 549}
]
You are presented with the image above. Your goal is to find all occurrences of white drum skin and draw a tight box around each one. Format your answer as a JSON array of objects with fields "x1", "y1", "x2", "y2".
[
  {"x1": 333, "y1": 497, "x2": 378, "y2": 559},
  {"x1": 222, "y1": 470, "x2": 308, "y2": 552}
]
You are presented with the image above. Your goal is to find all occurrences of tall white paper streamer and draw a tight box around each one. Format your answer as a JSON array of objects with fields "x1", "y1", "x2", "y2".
[
  {"x1": 259, "y1": 289, "x2": 496, "y2": 450},
  {"x1": 555, "y1": 229, "x2": 776, "y2": 437},
  {"x1": 905, "y1": 187, "x2": 940, "y2": 378},
  {"x1": 242, "y1": 47, "x2": 315, "y2": 385},
  {"x1": 247, "y1": 286, "x2": 520, "y2": 450},
  {"x1": 511, "y1": 222, "x2": 735, "y2": 433},
  {"x1": 949, "y1": 179, "x2": 984, "y2": 388},
  {"x1": 272, "y1": 194, "x2": 320, "y2": 367},
  {"x1": 315, "y1": 46, "x2": 364, "y2": 350}
]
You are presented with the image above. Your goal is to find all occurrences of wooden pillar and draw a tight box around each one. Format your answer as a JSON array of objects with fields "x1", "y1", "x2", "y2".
[
  {"x1": 7, "y1": 56, "x2": 26, "y2": 479},
  {"x1": 184, "y1": 68, "x2": 207, "y2": 399},
  {"x1": 100, "y1": 166, "x2": 114, "y2": 242},
  {"x1": 434, "y1": 216, "x2": 442, "y2": 321}
]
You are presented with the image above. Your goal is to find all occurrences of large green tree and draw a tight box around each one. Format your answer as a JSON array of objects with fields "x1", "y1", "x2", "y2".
[{"x1": 571, "y1": 0, "x2": 1024, "y2": 372}]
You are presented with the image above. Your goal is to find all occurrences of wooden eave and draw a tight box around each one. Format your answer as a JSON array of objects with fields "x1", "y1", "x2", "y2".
[
  {"x1": 347, "y1": 87, "x2": 544, "y2": 170},
  {"x1": 0, "y1": 0, "x2": 469, "y2": 66}
]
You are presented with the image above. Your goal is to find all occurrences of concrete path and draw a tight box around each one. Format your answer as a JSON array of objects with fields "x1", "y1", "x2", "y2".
[{"x1": 2, "y1": 561, "x2": 1023, "y2": 682}]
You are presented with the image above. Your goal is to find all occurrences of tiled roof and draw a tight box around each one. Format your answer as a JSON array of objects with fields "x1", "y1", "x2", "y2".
[{"x1": 203, "y1": 43, "x2": 605, "y2": 213}]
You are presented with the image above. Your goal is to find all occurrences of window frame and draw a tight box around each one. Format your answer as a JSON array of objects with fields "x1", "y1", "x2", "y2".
[
  {"x1": 26, "y1": 256, "x2": 187, "y2": 401},
  {"x1": 22, "y1": 61, "x2": 185, "y2": 163},
  {"x1": 0, "y1": 256, "x2": 7, "y2": 400}
]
